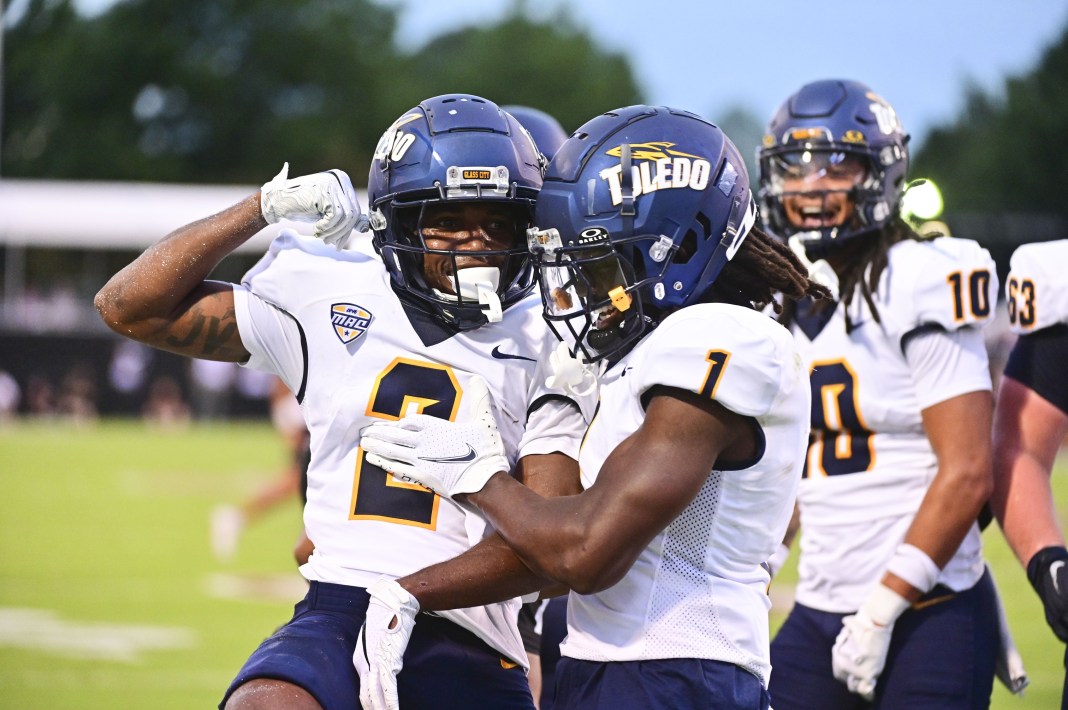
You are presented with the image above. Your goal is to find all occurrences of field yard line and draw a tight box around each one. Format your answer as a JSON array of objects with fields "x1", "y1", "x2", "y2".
[{"x1": 0, "y1": 607, "x2": 196, "y2": 663}]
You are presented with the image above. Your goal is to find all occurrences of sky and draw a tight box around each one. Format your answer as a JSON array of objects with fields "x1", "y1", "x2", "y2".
[
  {"x1": 376, "y1": 0, "x2": 1068, "y2": 146},
  {"x1": 63, "y1": 0, "x2": 1068, "y2": 147}
]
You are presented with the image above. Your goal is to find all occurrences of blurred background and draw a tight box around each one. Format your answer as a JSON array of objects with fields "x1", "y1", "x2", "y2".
[{"x1": 1, "y1": 0, "x2": 1068, "y2": 706}]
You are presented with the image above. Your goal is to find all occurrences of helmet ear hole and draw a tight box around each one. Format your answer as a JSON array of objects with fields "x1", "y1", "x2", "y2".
[{"x1": 675, "y1": 228, "x2": 699, "y2": 266}]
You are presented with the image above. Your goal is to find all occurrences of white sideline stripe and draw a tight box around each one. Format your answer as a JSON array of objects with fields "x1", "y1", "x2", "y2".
[
  {"x1": 204, "y1": 572, "x2": 309, "y2": 603},
  {"x1": 0, "y1": 607, "x2": 195, "y2": 663}
]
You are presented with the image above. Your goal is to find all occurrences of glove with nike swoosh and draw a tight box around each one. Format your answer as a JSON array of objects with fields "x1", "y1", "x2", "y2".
[
  {"x1": 360, "y1": 376, "x2": 509, "y2": 500},
  {"x1": 260, "y1": 162, "x2": 368, "y2": 248},
  {"x1": 1027, "y1": 546, "x2": 1068, "y2": 642},
  {"x1": 354, "y1": 576, "x2": 419, "y2": 710}
]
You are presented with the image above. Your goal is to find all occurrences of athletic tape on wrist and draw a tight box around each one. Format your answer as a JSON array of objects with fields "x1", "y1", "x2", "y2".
[
  {"x1": 885, "y1": 543, "x2": 940, "y2": 595},
  {"x1": 861, "y1": 583, "x2": 911, "y2": 626}
]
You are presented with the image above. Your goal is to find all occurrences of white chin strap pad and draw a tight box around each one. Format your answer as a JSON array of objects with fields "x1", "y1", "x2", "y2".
[{"x1": 433, "y1": 267, "x2": 504, "y2": 323}]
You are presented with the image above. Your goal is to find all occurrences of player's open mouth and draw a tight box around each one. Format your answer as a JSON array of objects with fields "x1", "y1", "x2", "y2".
[
  {"x1": 593, "y1": 305, "x2": 623, "y2": 331},
  {"x1": 798, "y1": 205, "x2": 842, "y2": 228}
]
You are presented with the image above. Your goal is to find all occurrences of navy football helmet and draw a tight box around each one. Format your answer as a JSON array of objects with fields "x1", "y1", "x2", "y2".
[
  {"x1": 758, "y1": 79, "x2": 909, "y2": 257},
  {"x1": 502, "y1": 105, "x2": 569, "y2": 160},
  {"x1": 368, "y1": 94, "x2": 544, "y2": 330},
  {"x1": 527, "y1": 105, "x2": 757, "y2": 364}
]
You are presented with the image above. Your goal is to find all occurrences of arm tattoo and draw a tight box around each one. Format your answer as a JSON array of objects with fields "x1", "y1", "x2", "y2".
[{"x1": 165, "y1": 307, "x2": 240, "y2": 357}]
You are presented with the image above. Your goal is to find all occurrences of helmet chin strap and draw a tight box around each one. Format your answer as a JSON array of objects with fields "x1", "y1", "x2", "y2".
[{"x1": 432, "y1": 266, "x2": 504, "y2": 322}]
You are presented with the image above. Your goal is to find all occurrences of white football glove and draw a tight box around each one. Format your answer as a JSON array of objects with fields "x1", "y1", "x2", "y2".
[
  {"x1": 353, "y1": 577, "x2": 420, "y2": 710},
  {"x1": 260, "y1": 162, "x2": 368, "y2": 248},
  {"x1": 831, "y1": 584, "x2": 909, "y2": 701},
  {"x1": 360, "y1": 376, "x2": 509, "y2": 500}
]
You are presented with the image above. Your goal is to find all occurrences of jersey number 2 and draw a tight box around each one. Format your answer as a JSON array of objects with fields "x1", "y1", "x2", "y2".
[{"x1": 350, "y1": 358, "x2": 461, "y2": 528}]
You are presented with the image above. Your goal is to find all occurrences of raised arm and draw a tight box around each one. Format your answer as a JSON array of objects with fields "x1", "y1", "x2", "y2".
[
  {"x1": 94, "y1": 164, "x2": 364, "y2": 361},
  {"x1": 94, "y1": 195, "x2": 264, "y2": 361}
]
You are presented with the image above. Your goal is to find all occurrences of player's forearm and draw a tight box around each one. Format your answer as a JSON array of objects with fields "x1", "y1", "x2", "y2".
[
  {"x1": 885, "y1": 455, "x2": 992, "y2": 600},
  {"x1": 398, "y1": 535, "x2": 552, "y2": 610},
  {"x1": 893, "y1": 391, "x2": 993, "y2": 586},
  {"x1": 466, "y1": 473, "x2": 644, "y2": 594},
  {"x1": 400, "y1": 455, "x2": 581, "y2": 610},
  {"x1": 991, "y1": 378, "x2": 1068, "y2": 567},
  {"x1": 993, "y1": 452, "x2": 1065, "y2": 567},
  {"x1": 95, "y1": 194, "x2": 266, "y2": 331}
]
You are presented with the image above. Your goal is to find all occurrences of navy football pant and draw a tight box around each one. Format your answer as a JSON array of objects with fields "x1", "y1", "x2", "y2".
[
  {"x1": 769, "y1": 569, "x2": 998, "y2": 709},
  {"x1": 538, "y1": 596, "x2": 568, "y2": 710},
  {"x1": 554, "y1": 656, "x2": 770, "y2": 710},
  {"x1": 220, "y1": 581, "x2": 534, "y2": 710}
]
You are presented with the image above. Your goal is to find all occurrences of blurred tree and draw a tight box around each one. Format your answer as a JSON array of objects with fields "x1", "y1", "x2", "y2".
[
  {"x1": 3, "y1": 0, "x2": 400, "y2": 183},
  {"x1": 715, "y1": 106, "x2": 764, "y2": 190},
  {"x1": 397, "y1": 3, "x2": 643, "y2": 134},
  {"x1": 912, "y1": 23, "x2": 1068, "y2": 216},
  {"x1": 2, "y1": 0, "x2": 644, "y2": 184}
]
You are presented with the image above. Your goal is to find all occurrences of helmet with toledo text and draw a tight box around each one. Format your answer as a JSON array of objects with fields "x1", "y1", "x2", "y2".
[
  {"x1": 757, "y1": 79, "x2": 909, "y2": 258},
  {"x1": 502, "y1": 105, "x2": 569, "y2": 160},
  {"x1": 527, "y1": 105, "x2": 757, "y2": 364},
  {"x1": 368, "y1": 94, "x2": 544, "y2": 330}
]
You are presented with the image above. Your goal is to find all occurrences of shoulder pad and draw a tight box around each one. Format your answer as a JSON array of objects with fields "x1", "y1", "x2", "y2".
[
  {"x1": 241, "y1": 229, "x2": 373, "y2": 309},
  {"x1": 1006, "y1": 239, "x2": 1068, "y2": 334},
  {"x1": 883, "y1": 237, "x2": 998, "y2": 336},
  {"x1": 632, "y1": 305, "x2": 802, "y2": 418}
]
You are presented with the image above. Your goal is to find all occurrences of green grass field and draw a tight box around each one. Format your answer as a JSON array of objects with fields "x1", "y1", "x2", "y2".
[{"x1": 1, "y1": 420, "x2": 1065, "y2": 707}]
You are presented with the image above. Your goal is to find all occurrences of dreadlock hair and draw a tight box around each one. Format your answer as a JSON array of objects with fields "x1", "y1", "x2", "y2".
[
  {"x1": 709, "y1": 224, "x2": 833, "y2": 312},
  {"x1": 776, "y1": 216, "x2": 923, "y2": 334}
]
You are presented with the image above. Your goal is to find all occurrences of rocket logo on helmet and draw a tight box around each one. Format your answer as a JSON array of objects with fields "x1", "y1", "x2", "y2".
[{"x1": 528, "y1": 105, "x2": 756, "y2": 365}]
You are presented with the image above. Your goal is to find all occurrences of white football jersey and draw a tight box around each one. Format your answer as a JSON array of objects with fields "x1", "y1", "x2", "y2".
[
  {"x1": 232, "y1": 230, "x2": 583, "y2": 667},
  {"x1": 791, "y1": 237, "x2": 997, "y2": 613},
  {"x1": 1005, "y1": 239, "x2": 1068, "y2": 334},
  {"x1": 560, "y1": 304, "x2": 810, "y2": 687}
]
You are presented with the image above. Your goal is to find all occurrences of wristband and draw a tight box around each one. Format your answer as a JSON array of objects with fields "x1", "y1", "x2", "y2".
[
  {"x1": 767, "y1": 543, "x2": 792, "y2": 578},
  {"x1": 885, "y1": 543, "x2": 940, "y2": 595}
]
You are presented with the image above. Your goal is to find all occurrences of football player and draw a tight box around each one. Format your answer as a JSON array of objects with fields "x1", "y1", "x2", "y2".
[
  {"x1": 992, "y1": 239, "x2": 1068, "y2": 709},
  {"x1": 356, "y1": 105, "x2": 830, "y2": 709},
  {"x1": 758, "y1": 79, "x2": 1001, "y2": 708},
  {"x1": 95, "y1": 94, "x2": 587, "y2": 710}
]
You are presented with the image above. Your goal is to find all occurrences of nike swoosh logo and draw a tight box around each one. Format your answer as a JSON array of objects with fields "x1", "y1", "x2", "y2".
[
  {"x1": 419, "y1": 444, "x2": 478, "y2": 464},
  {"x1": 491, "y1": 345, "x2": 536, "y2": 362},
  {"x1": 1052, "y1": 561, "x2": 1065, "y2": 594}
]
